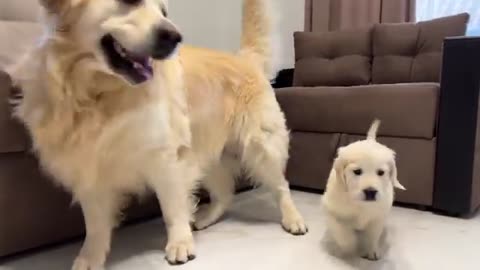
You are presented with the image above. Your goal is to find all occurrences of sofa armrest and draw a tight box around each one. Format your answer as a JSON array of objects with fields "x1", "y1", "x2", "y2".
[
  {"x1": 434, "y1": 37, "x2": 480, "y2": 215},
  {"x1": 272, "y1": 69, "x2": 294, "y2": 89},
  {"x1": 0, "y1": 70, "x2": 29, "y2": 154}
]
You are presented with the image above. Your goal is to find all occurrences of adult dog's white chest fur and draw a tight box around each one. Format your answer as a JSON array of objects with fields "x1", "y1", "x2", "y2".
[{"x1": 13, "y1": 53, "x2": 192, "y2": 194}]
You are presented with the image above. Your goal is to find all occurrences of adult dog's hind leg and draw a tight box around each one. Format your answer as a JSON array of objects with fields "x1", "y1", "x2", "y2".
[
  {"x1": 194, "y1": 163, "x2": 235, "y2": 230},
  {"x1": 242, "y1": 128, "x2": 308, "y2": 235},
  {"x1": 72, "y1": 191, "x2": 119, "y2": 270}
]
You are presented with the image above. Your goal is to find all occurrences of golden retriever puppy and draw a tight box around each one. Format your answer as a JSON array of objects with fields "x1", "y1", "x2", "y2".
[
  {"x1": 10, "y1": 0, "x2": 306, "y2": 269},
  {"x1": 322, "y1": 120, "x2": 405, "y2": 260}
]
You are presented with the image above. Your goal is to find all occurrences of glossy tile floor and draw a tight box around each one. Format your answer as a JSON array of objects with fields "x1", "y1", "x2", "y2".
[{"x1": 2, "y1": 190, "x2": 480, "y2": 270}]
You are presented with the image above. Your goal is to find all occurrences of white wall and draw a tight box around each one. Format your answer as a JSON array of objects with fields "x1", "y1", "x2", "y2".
[
  {"x1": 275, "y1": 0, "x2": 305, "y2": 69},
  {"x1": 169, "y1": 0, "x2": 304, "y2": 70}
]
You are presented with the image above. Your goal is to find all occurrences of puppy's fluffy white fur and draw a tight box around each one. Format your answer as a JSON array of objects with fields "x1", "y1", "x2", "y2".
[
  {"x1": 322, "y1": 120, "x2": 405, "y2": 260},
  {"x1": 10, "y1": 0, "x2": 306, "y2": 269}
]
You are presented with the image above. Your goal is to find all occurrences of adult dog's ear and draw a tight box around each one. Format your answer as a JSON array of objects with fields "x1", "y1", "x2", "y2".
[
  {"x1": 389, "y1": 160, "x2": 406, "y2": 190},
  {"x1": 39, "y1": 0, "x2": 86, "y2": 31},
  {"x1": 40, "y1": 0, "x2": 67, "y2": 14},
  {"x1": 40, "y1": 0, "x2": 84, "y2": 14}
]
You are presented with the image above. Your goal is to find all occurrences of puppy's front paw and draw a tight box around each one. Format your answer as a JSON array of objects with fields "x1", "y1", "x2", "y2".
[
  {"x1": 165, "y1": 237, "x2": 196, "y2": 265},
  {"x1": 72, "y1": 257, "x2": 105, "y2": 270},
  {"x1": 362, "y1": 251, "x2": 381, "y2": 261},
  {"x1": 282, "y1": 215, "x2": 308, "y2": 236}
]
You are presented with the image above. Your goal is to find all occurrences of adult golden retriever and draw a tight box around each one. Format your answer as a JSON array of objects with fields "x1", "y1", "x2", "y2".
[{"x1": 10, "y1": 0, "x2": 307, "y2": 269}]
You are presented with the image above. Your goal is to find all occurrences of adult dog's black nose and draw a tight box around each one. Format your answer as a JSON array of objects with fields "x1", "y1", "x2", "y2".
[
  {"x1": 158, "y1": 28, "x2": 183, "y2": 44},
  {"x1": 151, "y1": 28, "x2": 183, "y2": 60},
  {"x1": 363, "y1": 188, "x2": 378, "y2": 201}
]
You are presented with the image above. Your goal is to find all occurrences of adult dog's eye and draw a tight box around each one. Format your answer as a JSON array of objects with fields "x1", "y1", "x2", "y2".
[
  {"x1": 120, "y1": 0, "x2": 142, "y2": 5},
  {"x1": 377, "y1": 170, "x2": 385, "y2": 176},
  {"x1": 353, "y1": 169, "x2": 362, "y2": 176}
]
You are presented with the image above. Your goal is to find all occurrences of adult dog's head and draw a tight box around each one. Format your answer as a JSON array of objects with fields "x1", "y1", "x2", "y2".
[
  {"x1": 40, "y1": 0, "x2": 182, "y2": 85},
  {"x1": 333, "y1": 120, "x2": 405, "y2": 203}
]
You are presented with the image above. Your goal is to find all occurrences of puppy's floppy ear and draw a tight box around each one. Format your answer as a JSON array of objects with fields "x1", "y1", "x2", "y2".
[
  {"x1": 389, "y1": 159, "x2": 406, "y2": 190},
  {"x1": 333, "y1": 148, "x2": 348, "y2": 190}
]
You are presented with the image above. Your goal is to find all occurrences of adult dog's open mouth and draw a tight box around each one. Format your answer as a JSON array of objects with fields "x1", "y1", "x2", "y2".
[{"x1": 101, "y1": 34, "x2": 154, "y2": 85}]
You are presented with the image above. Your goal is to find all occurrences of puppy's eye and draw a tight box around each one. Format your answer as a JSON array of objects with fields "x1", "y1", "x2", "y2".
[
  {"x1": 353, "y1": 169, "x2": 363, "y2": 176},
  {"x1": 377, "y1": 170, "x2": 385, "y2": 176},
  {"x1": 161, "y1": 7, "x2": 168, "y2": 17},
  {"x1": 120, "y1": 0, "x2": 142, "y2": 5}
]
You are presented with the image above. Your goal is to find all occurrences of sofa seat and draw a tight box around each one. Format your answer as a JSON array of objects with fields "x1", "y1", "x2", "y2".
[{"x1": 276, "y1": 83, "x2": 440, "y2": 139}]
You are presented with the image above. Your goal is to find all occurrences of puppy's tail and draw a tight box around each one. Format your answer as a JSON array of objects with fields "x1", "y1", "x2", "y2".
[
  {"x1": 239, "y1": 0, "x2": 275, "y2": 78},
  {"x1": 367, "y1": 119, "x2": 381, "y2": 141}
]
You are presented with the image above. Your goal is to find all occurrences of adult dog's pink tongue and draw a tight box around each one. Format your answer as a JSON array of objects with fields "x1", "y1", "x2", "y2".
[{"x1": 133, "y1": 60, "x2": 153, "y2": 83}]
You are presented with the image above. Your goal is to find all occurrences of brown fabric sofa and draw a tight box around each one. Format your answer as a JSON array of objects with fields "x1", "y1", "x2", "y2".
[{"x1": 276, "y1": 13, "x2": 480, "y2": 216}]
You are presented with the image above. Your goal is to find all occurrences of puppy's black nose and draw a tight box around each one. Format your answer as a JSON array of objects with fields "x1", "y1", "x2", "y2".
[
  {"x1": 363, "y1": 188, "x2": 378, "y2": 201},
  {"x1": 151, "y1": 28, "x2": 183, "y2": 60}
]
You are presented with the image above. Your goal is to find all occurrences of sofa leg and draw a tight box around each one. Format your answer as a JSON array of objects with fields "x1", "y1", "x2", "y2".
[
  {"x1": 415, "y1": 205, "x2": 429, "y2": 212},
  {"x1": 432, "y1": 209, "x2": 462, "y2": 218}
]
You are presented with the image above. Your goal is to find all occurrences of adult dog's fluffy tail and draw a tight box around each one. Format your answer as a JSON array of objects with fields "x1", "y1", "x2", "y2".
[
  {"x1": 367, "y1": 119, "x2": 381, "y2": 141},
  {"x1": 239, "y1": 0, "x2": 274, "y2": 77}
]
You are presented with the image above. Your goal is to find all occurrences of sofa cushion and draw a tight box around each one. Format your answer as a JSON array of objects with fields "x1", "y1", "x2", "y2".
[
  {"x1": 0, "y1": 71, "x2": 30, "y2": 153},
  {"x1": 0, "y1": 21, "x2": 43, "y2": 70},
  {"x1": 372, "y1": 13, "x2": 470, "y2": 84},
  {"x1": 276, "y1": 83, "x2": 440, "y2": 139},
  {"x1": 287, "y1": 132, "x2": 341, "y2": 190},
  {"x1": 293, "y1": 28, "x2": 372, "y2": 87}
]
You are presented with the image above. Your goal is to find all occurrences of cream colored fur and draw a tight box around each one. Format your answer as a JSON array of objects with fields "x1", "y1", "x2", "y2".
[
  {"x1": 322, "y1": 120, "x2": 405, "y2": 261},
  {"x1": 10, "y1": 0, "x2": 306, "y2": 269}
]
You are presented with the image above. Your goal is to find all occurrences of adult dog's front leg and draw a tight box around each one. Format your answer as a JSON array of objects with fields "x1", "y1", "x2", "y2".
[
  {"x1": 72, "y1": 192, "x2": 119, "y2": 270},
  {"x1": 157, "y1": 182, "x2": 196, "y2": 264},
  {"x1": 151, "y1": 169, "x2": 197, "y2": 265}
]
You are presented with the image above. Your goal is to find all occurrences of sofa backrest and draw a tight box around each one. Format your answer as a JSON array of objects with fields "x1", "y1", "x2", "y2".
[
  {"x1": 293, "y1": 13, "x2": 470, "y2": 87},
  {"x1": 372, "y1": 13, "x2": 470, "y2": 84},
  {"x1": 0, "y1": 1, "x2": 43, "y2": 70},
  {"x1": 293, "y1": 29, "x2": 372, "y2": 87}
]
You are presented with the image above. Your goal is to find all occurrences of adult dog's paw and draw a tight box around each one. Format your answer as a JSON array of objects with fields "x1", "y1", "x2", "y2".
[
  {"x1": 282, "y1": 215, "x2": 308, "y2": 236},
  {"x1": 165, "y1": 237, "x2": 196, "y2": 265},
  {"x1": 362, "y1": 251, "x2": 381, "y2": 261},
  {"x1": 72, "y1": 257, "x2": 105, "y2": 270}
]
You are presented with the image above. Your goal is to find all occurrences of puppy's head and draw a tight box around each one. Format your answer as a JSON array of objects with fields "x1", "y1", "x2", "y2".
[
  {"x1": 333, "y1": 120, "x2": 405, "y2": 203},
  {"x1": 40, "y1": 0, "x2": 182, "y2": 85}
]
